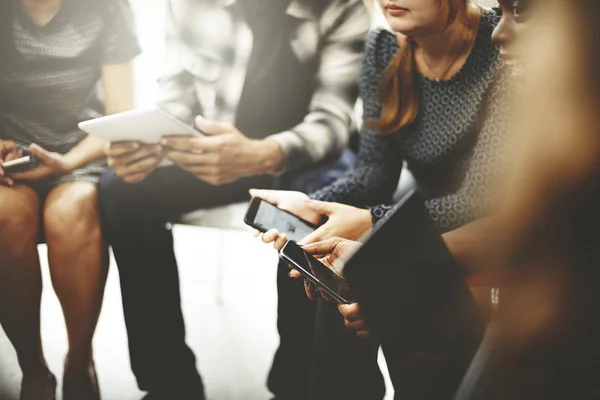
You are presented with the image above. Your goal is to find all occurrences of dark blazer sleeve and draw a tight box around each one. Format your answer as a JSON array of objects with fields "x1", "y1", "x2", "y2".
[{"x1": 344, "y1": 193, "x2": 486, "y2": 399}]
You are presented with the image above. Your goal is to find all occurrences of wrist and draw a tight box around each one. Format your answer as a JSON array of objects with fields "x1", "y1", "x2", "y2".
[
  {"x1": 360, "y1": 209, "x2": 373, "y2": 231},
  {"x1": 60, "y1": 154, "x2": 79, "y2": 173},
  {"x1": 256, "y1": 138, "x2": 284, "y2": 174}
]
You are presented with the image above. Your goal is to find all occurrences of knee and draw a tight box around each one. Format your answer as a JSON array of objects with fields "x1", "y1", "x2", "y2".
[
  {"x1": 0, "y1": 188, "x2": 39, "y2": 253},
  {"x1": 44, "y1": 185, "x2": 101, "y2": 244}
]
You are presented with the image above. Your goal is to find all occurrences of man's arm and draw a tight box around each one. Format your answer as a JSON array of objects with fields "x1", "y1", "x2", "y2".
[
  {"x1": 156, "y1": 0, "x2": 199, "y2": 125},
  {"x1": 269, "y1": 1, "x2": 371, "y2": 172}
]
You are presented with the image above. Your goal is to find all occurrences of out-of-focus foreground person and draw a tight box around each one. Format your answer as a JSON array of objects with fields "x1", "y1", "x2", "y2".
[
  {"x1": 457, "y1": 0, "x2": 600, "y2": 398},
  {"x1": 0, "y1": 0, "x2": 139, "y2": 399}
]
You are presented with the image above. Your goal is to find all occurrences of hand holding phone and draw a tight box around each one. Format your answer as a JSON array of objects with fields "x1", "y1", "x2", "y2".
[
  {"x1": 1, "y1": 154, "x2": 40, "y2": 174},
  {"x1": 245, "y1": 197, "x2": 319, "y2": 243},
  {"x1": 279, "y1": 240, "x2": 352, "y2": 304}
]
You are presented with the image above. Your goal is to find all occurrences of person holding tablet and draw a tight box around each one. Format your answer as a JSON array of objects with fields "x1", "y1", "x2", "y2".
[
  {"x1": 0, "y1": 0, "x2": 139, "y2": 399},
  {"x1": 98, "y1": 1, "x2": 370, "y2": 399}
]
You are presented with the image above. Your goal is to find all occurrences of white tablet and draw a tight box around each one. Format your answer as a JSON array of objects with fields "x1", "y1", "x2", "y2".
[{"x1": 78, "y1": 108, "x2": 199, "y2": 143}]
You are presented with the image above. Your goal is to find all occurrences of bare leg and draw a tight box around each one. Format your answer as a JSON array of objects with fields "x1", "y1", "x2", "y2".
[
  {"x1": 0, "y1": 185, "x2": 55, "y2": 398},
  {"x1": 43, "y1": 182, "x2": 109, "y2": 400}
]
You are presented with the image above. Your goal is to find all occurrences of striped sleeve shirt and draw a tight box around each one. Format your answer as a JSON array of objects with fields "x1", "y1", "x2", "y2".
[{"x1": 158, "y1": 0, "x2": 370, "y2": 172}]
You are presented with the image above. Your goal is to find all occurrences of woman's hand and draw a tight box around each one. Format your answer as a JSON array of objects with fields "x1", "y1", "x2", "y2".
[
  {"x1": 106, "y1": 141, "x2": 164, "y2": 183},
  {"x1": 299, "y1": 201, "x2": 372, "y2": 244},
  {"x1": 289, "y1": 237, "x2": 362, "y2": 301},
  {"x1": 249, "y1": 189, "x2": 323, "y2": 226},
  {"x1": 0, "y1": 140, "x2": 23, "y2": 187},
  {"x1": 0, "y1": 140, "x2": 21, "y2": 162},
  {"x1": 250, "y1": 189, "x2": 324, "y2": 251},
  {"x1": 338, "y1": 303, "x2": 371, "y2": 339},
  {"x1": 8, "y1": 144, "x2": 71, "y2": 182},
  {"x1": 256, "y1": 197, "x2": 373, "y2": 251}
]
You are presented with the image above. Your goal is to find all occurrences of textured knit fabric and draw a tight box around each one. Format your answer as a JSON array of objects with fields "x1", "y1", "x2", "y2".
[
  {"x1": 311, "y1": 8, "x2": 510, "y2": 233},
  {"x1": 0, "y1": 0, "x2": 140, "y2": 188},
  {"x1": 159, "y1": 0, "x2": 370, "y2": 172}
]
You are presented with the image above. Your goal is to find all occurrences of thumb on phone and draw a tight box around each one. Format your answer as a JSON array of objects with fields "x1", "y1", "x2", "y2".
[
  {"x1": 29, "y1": 144, "x2": 56, "y2": 164},
  {"x1": 306, "y1": 199, "x2": 335, "y2": 216}
]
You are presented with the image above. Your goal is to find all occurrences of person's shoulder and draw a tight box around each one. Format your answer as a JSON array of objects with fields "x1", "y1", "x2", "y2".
[
  {"x1": 363, "y1": 28, "x2": 399, "y2": 78},
  {"x1": 358, "y1": 28, "x2": 398, "y2": 106}
]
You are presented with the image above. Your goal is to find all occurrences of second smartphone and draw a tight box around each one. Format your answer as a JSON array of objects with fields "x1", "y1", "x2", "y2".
[{"x1": 279, "y1": 240, "x2": 352, "y2": 304}]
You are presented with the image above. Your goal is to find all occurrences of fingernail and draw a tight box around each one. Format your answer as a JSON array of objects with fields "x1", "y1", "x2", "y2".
[
  {"x1": 160, "y1": 139, "x2": 168, "y2": 145},
  {"x1": 132, "y1": 142, "x2": 140, "y2": 149}
]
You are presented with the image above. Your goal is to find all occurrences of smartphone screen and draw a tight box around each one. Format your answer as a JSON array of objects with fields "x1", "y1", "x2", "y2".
[
  {"x1": 249, "y1": 199, "x2": 316, "y2": 243},
  {"x1": 280, "y1": 241, "x2": 351, "y2": 304}
]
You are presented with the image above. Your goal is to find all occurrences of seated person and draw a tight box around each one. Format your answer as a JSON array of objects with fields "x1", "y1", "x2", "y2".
[
  {"x1": 97, "y1": 1, "x2": 370, "y2": 399},
  {"x1": 254, "y1": 1, "x2": 510, "y2": 397},
  {"x1": 0, "y1": 0, "x2": 139, "y2": 399}
]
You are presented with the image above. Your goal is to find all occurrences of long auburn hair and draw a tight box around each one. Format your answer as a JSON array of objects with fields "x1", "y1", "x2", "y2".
[{"x1": 371, "y1": 0, "x2": 479, "y2": 134}]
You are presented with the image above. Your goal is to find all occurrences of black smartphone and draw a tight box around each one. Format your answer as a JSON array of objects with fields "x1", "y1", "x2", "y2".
[
  {"x1": 279, "y1": 241, "x2": 352, "y2": 304},
  {"x1": 244, "y1": 197, "x2": 319, "y2": 243},
  {"x1": 2, "y1": 155, "x2": 40, "y2": 173}
]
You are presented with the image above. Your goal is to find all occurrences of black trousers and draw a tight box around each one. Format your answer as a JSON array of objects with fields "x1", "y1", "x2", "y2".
[
  {"x1": 99, "y1": 158, "x2": 383, "y2": 399},
  {"x1": 268, "y1": 261, "x2": 385, "y2": 400},
  {"x1": 98, "y1": 167, "x2": 272, "y2": 396}
]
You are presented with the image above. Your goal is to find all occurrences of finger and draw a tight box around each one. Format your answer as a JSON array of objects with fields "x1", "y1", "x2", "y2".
[
  {"x1": 297, "y1": 227, "x2": 328, "y2": 246},
  {"x1": 306, "y1": 199, "x2": 335, "y2": 216},
  {"x1": 345, "y1": 319, "x2": 368, "y2": 331},
  {"x1": 162, "y1": 136, "x2": 223, "y2": 153},
  {"x1": 356, "y1": 330, "x2": 372, "y2": 339},
  {"x1": 273, "y1": 233, "x2": 288, "y2": 251},
  {"x1": 195, "y1": 115, "x2": 234, "y2": 136},
  {"x1": 252, "y1": 229, "x2": 261, "y2": 237},
  {"x1": 9, "y1": 168, "x2": 45, "y2": 181},
  {"x1": 289, "y1": 269, "x2": 302, "y2": 279},
  {"x1": 160, "y1": 137, "x2": 198, "y2": 152},
  {"x1": 106, "y1": 141, "x2": 140, "y2": 157},
  {"x1": 122, "y1": 172, "x2": 153, "y2": 183},
  {"x1": 28, "y1": 143, "x2": 54, "y2": 164},
  {"x1": 0, "y1": 141, "x2": 17, "y2": 154},
  {"x1": 4, "y1": 149, "x2": 23, "y2": 162},
  {"x1": 118, "y1": 155, "x2": 162, "y2": 179},
  {"x1": 338, "y1": 303, "x2": 362, "y2": 321},
  {"x1": 300, "y1": 236, "x2": 342, "y2": 253},
  {"x1": 166, "y1": 151, "x2": 219, "y2": 166},
  {"x1": 248, "y1": 189, "x2": 284, "y2": 205},
  {"x1": 110, "y1": 145, "x2": 162, "y2": 168},
  {"x1": 0, "y1": 176, "x2": 14, "y2": 187},
  {"x1": 261, "y1": 229, "x2": 281, "y2": 244}
]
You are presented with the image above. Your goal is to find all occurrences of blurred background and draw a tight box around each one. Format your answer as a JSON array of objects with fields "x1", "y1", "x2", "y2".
[{"x1": 0, "y1": 1, "x2": 497, "y2": 399}]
